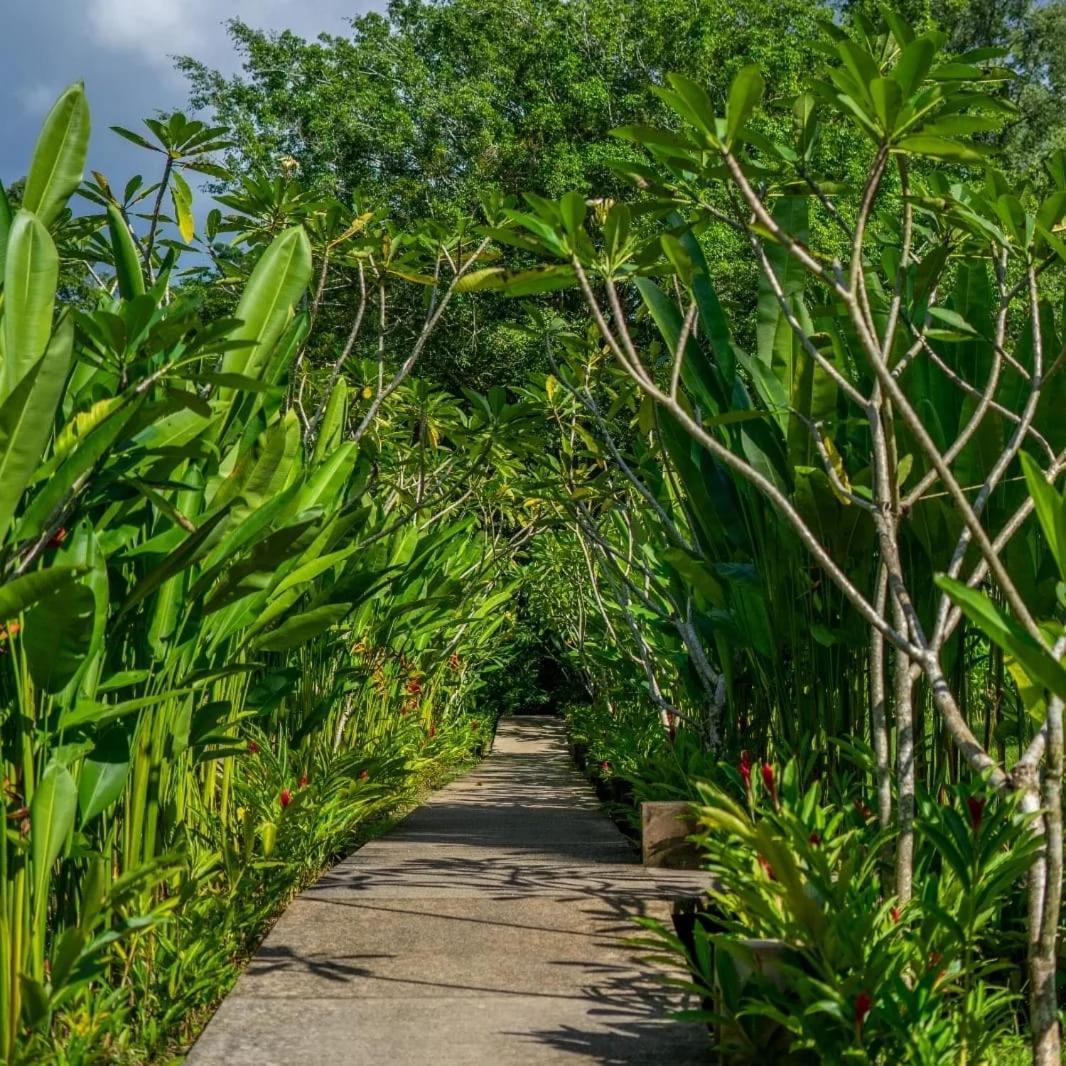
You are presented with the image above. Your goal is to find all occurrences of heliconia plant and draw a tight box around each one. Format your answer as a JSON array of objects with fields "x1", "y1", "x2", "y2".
[{"x1": 0, "y1": 84, "x2": 521, "y2": 1062}]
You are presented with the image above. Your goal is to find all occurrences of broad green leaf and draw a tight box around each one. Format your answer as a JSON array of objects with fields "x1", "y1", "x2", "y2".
[
  {"x1": 24, "y1": 581, "x2": 95, "y2": 694},
  {"x1": 1019, "y1": 452, "x2": 1066, "y2": 581},
  {"x1": 894, "y1": 135, "x2": 986, "y2": 164},
  {"x1": 559, "y1": 191, "x2": 586, "y2": 241},
  {"x1": 2, "y1": 210, "x2": 59, "y2": 401},
  {"x1": 0, "y1": 314, "x2": 74, "y2": 541},
  {"x1": 0, "y1": 566, "x2": 84, "y2": 619},
  {"x1": 0, "y1": 184, "x2": 12, "y2": 278},
  {"x1": 251, "y1": 602, "x2": 352, "y2": 651},
  {"x1": 31, "y1": 762, "x2": 77, "y2": 930},
  {"x1": 725, "y1": 65, "x2": 765, "y2": 146},
  {"x1": 890, "y1": 36, "x2": 936, "y2": 96},
  {"x1": 78, "y1": 725, "x2": 131, "y2": 827},
  {"x1": 870, "y1": 77, "x2": 902, "y2": 132},
  {"x1": 311, "y1": 380, "x2": 347, "y2": 466},
  {"x1": 22, "y1": 84, "x2": 90, "y2": 228},
  {"x1": 171, "y1": 170, "x2": 195, "y2": 243},
  {"x1": 220, "y1": 225, "x2": 312, "y2": 391},
  {"x1": 107, "y1": 204, "x2": 145, "y2": 300},
  {"x1": 935, "y1": 575, "x2": 1066, "y2": 701}
]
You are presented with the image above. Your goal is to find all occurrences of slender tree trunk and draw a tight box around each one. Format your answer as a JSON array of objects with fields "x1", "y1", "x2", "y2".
[
  {"x1": 870, "y1": 563, "x2": 891, "y2": 829},
  {"x1": 1031, "y1": 684, "x2": 1064, "y2": 1064},
  {"x1": 893, "y1": 593, "x2": 916, "y2": 902}
]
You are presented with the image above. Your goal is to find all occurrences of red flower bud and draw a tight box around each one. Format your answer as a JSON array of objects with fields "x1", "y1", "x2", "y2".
[
  {"x1": 47, "y1": 527, "x2": 68, "y2": 549},
  {"x1": 808, "y1": 831, "x2": 822, "y2": 846},
  {"x1": 600, "y1": 760, "x2": 611, "y2": 774},
  {"x1": 247, "y1": 740, "x2": 260, "y2": 755},
  {"x1": 854, "y1": 990, "x2": 873, "y2": 1033},
  {"x1": 739, "y1": 750, "x2": 752, "y2": 790},
  {"x1": 966, "y1": 795, "x2": 985, "y2": 831},
  {"x1": 761, "y1": 762, "x2": 777, "y2": 803},
  {"x1": 890, "y1": 906, "x2": 901, "y2": 924},
  {"x1": 279, "y1": 789, "x2": 293, "y2": 809}
]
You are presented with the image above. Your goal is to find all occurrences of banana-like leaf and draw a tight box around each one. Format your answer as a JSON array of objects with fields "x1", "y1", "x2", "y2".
[
  {"x1": 31, "y1": 762, "x2": 77, "y2": 931},
  {"x1": 0, "y1": 565, "x2": 85, "y2": 619},
  {"x1": 1, "y1": 210, "x2": 59, "y2": 401},
  {"x1": 252, "y1": 602, "x2": 351, "y2": 652},
  {"x1": 0, "y1": 184, "x2": 12, "y2": 278},
  {"x1": 0, "y1": 314, "x2": 74, "y2": 541},
  {"x1": 107, "y1": 204, "x2": 145, "y2": 300},
  {"x1": 311, "y1": 379, "x2": 348, "y2": 465},
  {"x1": 220, "y1": 226, "x2": 312, "y2": 395},
  {"x1": 24, "y1": 581, "x2": 95, "y2": 694},
  {"x1": 22, "y1": 84, "x2": 90, "y2": 229},
  {"x1": 78, "y1": 725, "x2": 131, "y2": 828}
]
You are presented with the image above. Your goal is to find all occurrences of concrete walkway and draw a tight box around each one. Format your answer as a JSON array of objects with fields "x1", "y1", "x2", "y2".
[{"x1": 188, "y1": 716, "x2": 710, "y2": 1065}]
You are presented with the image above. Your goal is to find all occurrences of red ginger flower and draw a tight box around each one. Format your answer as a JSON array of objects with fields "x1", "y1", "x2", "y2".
[
  {"x1": 761, "y1": 762, "x2": 777, "y2": 805},
  {"x1": 279, "y1": 789, "x2": 293, "y2": 809},
  {"x1": 890, "y1": 906, "x2": 901, "y2": 924},
  {"x1": 966, "y1": 795, "x2": 986, "y2": 831},
  {"x1": 854, "y1": 990, "x2": 874, "y2": 1034},
  {"x1": 739, "y1": 750, "x2": 752, "y2": 790}
]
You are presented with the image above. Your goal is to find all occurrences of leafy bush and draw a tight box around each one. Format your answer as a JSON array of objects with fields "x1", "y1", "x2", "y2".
[{"x1": 638, "y1": 760, "x2": 1036, "y2": 1063}]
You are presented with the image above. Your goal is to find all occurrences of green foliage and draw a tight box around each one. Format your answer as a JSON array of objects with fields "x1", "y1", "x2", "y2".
[
  {"x1": 0, "y1": 86, "x2": 528, "y2": 1063},
  {"x1": 638, "y1": 764, "x2": 1035, "y2": 1063}
]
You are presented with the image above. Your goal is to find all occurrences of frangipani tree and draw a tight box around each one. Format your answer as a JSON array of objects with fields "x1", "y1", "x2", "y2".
[{"x1": 481, "y1": 12, "x2": 1066, "y2": 1062}]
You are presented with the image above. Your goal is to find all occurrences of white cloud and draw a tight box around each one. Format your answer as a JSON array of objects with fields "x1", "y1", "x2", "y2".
[
  {"x1": 84, "y1": 0, "x2": 371, "y2": 75},
  {"x1": 17, "y1": 82, "x2": 61, "y2": 116}
]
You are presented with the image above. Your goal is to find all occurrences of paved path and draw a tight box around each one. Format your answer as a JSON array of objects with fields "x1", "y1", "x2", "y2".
[{"x1": 188, "y1": 716, "x2": 709, "y2": 1065}]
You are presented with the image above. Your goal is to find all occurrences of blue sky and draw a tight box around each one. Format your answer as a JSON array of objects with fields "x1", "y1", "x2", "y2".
[{"x1": 2, "y1": 2, "x2": 384, "y2": 196}]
